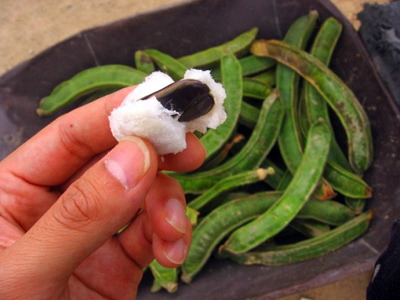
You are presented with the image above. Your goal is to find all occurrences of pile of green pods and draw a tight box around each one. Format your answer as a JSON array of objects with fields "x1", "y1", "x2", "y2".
[{"x1": 38, "y1": 11, "x2": 374, "y2": 294}]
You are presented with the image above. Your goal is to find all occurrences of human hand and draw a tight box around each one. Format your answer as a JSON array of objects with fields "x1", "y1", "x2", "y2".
[{"x1": 0, "y1": 87, "x2": 206, "y2": 300}]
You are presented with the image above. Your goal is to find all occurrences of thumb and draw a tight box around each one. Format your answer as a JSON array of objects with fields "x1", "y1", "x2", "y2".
[{"x1": 8, "y1": 136, "x2": 158, "y2": 279}]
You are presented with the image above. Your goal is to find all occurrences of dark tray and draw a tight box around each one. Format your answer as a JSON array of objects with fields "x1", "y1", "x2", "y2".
[{"x1": 1, "y1": 0, "x2": 400, "y2": 299}]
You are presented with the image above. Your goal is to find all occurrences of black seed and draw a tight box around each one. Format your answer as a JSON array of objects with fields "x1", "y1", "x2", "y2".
[{"x1": 141, "y1": 79, "x2": 215, "y2": 122}]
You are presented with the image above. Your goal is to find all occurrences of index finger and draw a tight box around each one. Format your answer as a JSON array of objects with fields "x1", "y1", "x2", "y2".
[
  {"x1": 1, "y1": 87, "x2": 206, "y2": 187},
  {"x1": 1, "y1": 87, "x2": 135, "y2": 186}
]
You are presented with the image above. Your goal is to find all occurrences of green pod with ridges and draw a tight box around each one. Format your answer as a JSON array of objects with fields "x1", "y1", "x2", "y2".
[
  {"x1": 272, "y1": 11, "x2": 334, "y2": 200},
  {"x1": 82, "y1": 87, "x2": 121, "y2": 105},
  {"x1": 276, "y1": 140, "x2": 372, "y2": 199},
  {"x1": 217, "y1": 191, "x2": 250, "y2": 205},
  {"x1": 211, "y1": 55, "x2": 276, "y2": 80},
  {"x1": 239, "y1": 101, "x2": 260, "y2": 129},
  {"x1": 178, "y1": 27, "x2": 258, "y2": 69},
  {"x1": 297, "y1": 88, "x2": 310, "y2": 139},
  {"x1": 345, "y1": 197, "x2": 367, "y2": 215},
  {"x1": 299, "y1": 18, "x2": 371, "y2": 207},
  {"x1": 251, "y1": 68, "x2": 277, "y2": 87},
  {"x1": 223, "y1": 211, "x2": 372, "y2": 266},
  {"x1": 134, "y1": 50, "x2": 155, "y2": 74},
  {"x1": 258, "y1": 161, "x2": 356, "y2": 226},
  {"x1": 205, "y1": 191, "x2": 252, "y2": 212},
  {"x1": 199, "y1": 51, "x2": 243, "y2": 161},
  {"x1": 276, "y1": 170, "x2": 293, "y2": 191},
  {"x1": 37, "y1": 65, "x2": 147, "y2": 116},
  {"x1": 289, "y1": 219, "x2": 331, "y2": 238},
  {"x1": 182, "y1": 191, "x2": 282, "y2": 283},
  {"x1": 270, "y1": 188, "x2": 354, "y2": 227},
  {"x1": 196, "y1": 134, "x2": 245, "y2": 172},
  {"x1": 221, "y1": 119, "x2": 331, "y2": 254},
  {"x1": 239, "y1": 111, "x2": 372, "y2": 200},
  {"x1": 242, "y1": 78, "x2": 272, "y2": 99},
  {"x1": 188, "y1": 168, "x2": 273, "y2": 211},
  {"x1": 149, "y1": 260, "x2": 178, "y2": 293},
  {"x1": 303, "y1": 17, "x2": 351, "y2": 171},
  {"x1": 183, "y1": 188, "x2": 359, "y2": 282},
  {"x1": 275, "y1": 11, "x2": 319, "y2": 173},
  {"x1": 301, "y1": 97, "x2": 371, "y2": 199},
  {"x1": 251, "y1": 39, "x2": 373, "y2": 174},
  {"x1": 143, "y1": 49, "x2": 187, "y2": 80},
  {"x1": 174, "y1": 90, "x2": 284, "y2": 194},
  {"x1": 323, "y1": 161, "x2": 372, "y2": 198},
  {"x1": 259, "y1": 158, "x2": 285, "y2": 189},
  {"x1": 296, "y1": 198, "x2": 355, "y2": 226}
]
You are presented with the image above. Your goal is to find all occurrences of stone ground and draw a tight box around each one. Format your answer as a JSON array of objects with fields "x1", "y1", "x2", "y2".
[{"x1": 0, "y1": 0, "x2": 392, "y2": 299}]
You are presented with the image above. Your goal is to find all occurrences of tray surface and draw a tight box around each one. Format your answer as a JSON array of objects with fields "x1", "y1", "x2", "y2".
[{"x1": 1, "y1": 0, "x2": 399, "y2": 299}]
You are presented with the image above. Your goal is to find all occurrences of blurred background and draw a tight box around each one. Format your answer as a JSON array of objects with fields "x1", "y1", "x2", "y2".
[{"x1": 0, "y1": 0, "x2": 392, "y2": 75}]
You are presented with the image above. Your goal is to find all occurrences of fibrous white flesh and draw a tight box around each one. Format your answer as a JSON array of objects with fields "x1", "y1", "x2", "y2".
[{"x1": 109, "y1": 69, "x2": 226, "y2": 155}]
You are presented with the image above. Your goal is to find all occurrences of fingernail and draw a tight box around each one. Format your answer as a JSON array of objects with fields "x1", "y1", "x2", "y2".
[
  {"x1": 163, "y1": 238, "x2": 187, "y2": 264},
  {"x1": 165, "y1": 199, "x2": 187, "y2": 234},
  {"x1": 105, "y1": 136, "x2": 150, "y2": 189}
]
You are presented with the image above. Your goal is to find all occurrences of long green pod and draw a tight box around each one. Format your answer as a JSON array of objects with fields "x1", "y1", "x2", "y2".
[
  {"x1": 259, "y1": 158, "x2": 367, "y2": 205},
  {"x1": 300, "y1": 18, "x2": 370, "y2": 209},
  {"x1": 251, "y1": 69, "x2": 276, "y2": 87},
  {"x1": 182, "y1": 192, "x2": 282, "y2": 283},
  {"x1": 149, "y1": 261, "x2": 178, "y2": 293},
  {"x1": 81, "y1": 87, "x2": 121, "y2": 105},
  {"x1": 223, "y1": 98, "x2": 372, "y2": 198},
  {"x1": 289, "y1": 219, "x2": 331, "y2": 238},
  {"x1": 183, "y1": 190, "x2": 355, "y2": 282},
  {"x1": 223, "y1": 211, "x2": 372, "y2": 266},
  {"x1": 276, "y1": 170, "x2": 293, "y2": 191},
  {"x1": 143, "y1": 49, "x2": 187, "y2": 80},
  {"x1": 259, "y1": 160, "x2": 357, "y2": 226},
  {"x1": 273, "y1": 11, "x2": 334, "y2": 200},
  {"x1": 188, "y1": 168, "x2": 273, "y2": 211},
  {"x1": 242, "y1": 78, "x2": 272, "y2": 99},
  {"x1": 293, "y1": 99, "x2": 372, "y2": 199},
  {"x1": 199, "y1": 51, "x2": 243, "y2": 161},
  {"x1": 204, "y1": 191, "x2": 252, "y2": 212},
  {"x1": 178, "y1": 27, "x2": 258, "y2": 69},
  {"x1": 297, "y1": 198, "x2": 355, "y2": 226},
  {"x1": 183, "y1": 189, "x2": 358, "y2": 282},
  {"x1": 303, "y1": 17, "x2": 350, "y2": 170},
  {"x1": 298, "y1": 88, "x2": 310, "y2": 139},
  {"x1": 260, "y1": 158, "x2": 285, "y2": 189},
  {"x1": 275, "y1": 11, "x2": 318, "y2": 173},
  {"x1": 324, "y1": 161, "x2": 372, "y2": 198},
  {"x1": 251, "y1": 40, "x2": 373, "y2": 174},
  {"x1": 197, "y1": 134, "x2": 245, "y2": 172},
  {"x1": 221, "y1": 120, "x2": 331, "y2": 253},
  {"x1": 277, "y1": 150, "x2": 372, "y2": 199},
  {"x1": 174, "y1": 90, "x2": 283, "y2": 194},
  {"x1": 265, "y1": 163, "x2": 354, "y2": 226},
  {"x1": 211, "y1": 55, "x2": 276, "y2": 80},
  {"x1": 37, "y1": 65, "x2": 147, "y2": 116},
  {"x1": 134, "y1": 50, "x2": 155, "y2": 74},
  {"x1": 345, "y1": 197, "x2": 367, "y2": 215},
  {"x1": 239, "y1": 101, "x2": 260, "y2": 129}
]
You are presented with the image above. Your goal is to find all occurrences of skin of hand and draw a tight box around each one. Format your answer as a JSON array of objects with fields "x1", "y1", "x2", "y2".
[{"x1": 0, "y1": 87, "x2": 206, "y2": 300}]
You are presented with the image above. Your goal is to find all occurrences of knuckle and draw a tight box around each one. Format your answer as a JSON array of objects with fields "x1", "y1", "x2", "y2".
[
  {"x1": 166, "y1": 176, "x2": 185, "y2": 195},
  {"x1": 57, "y1": 118, "x2": 95, "y2": 160},
  {"x1": 56, "y1": 178, "x2": 105, "y2": 230},
  {"x1": 161, "y1": 173, "x2": 183, "y2": 191}
]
